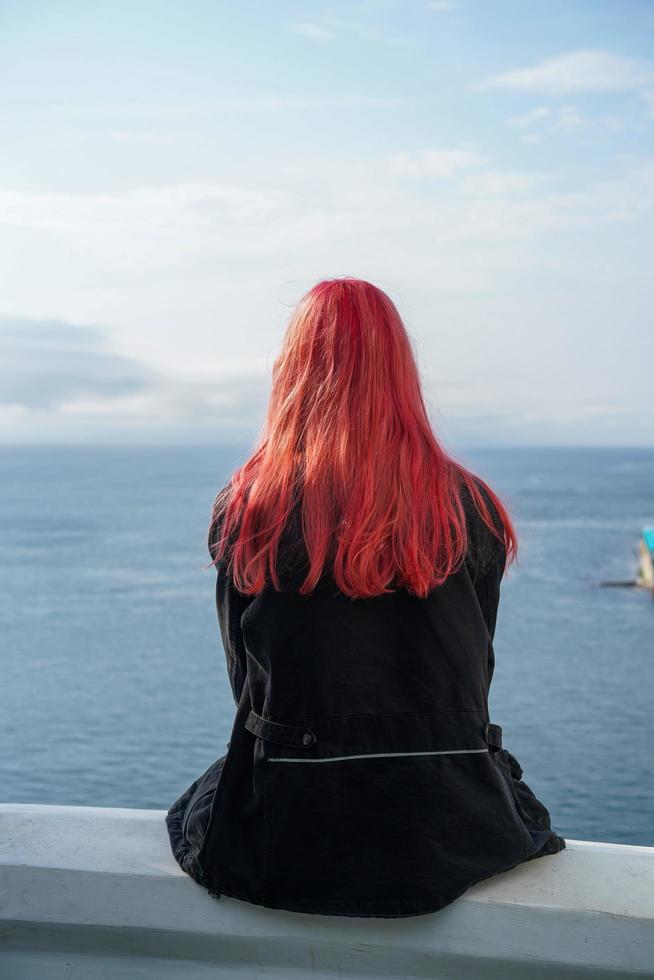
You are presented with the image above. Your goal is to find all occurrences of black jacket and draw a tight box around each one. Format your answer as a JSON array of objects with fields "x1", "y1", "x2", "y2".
[{"x1": 166, "y1": 478, "x2": 566, "y2": 918}]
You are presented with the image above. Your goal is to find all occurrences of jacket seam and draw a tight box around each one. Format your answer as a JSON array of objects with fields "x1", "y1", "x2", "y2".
[
  {"x1": 263, "y1": 740, "x2": 488, "y2": 755},
  {"x1": 482, "y1": 571, "x2": 493, "y2": 638},
  {"x1": 270, "y1": 709, "x2": 487, "y2": 724},
  {"x1": 262, "y1": 766, "x2": 273, "y2": 907},
  {"x1": 267, "y1": 748, "x2": 490, "y2": 762}
]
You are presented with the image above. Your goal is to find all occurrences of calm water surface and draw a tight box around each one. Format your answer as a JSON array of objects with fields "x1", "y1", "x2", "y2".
[{"x1": 1, "y1": 445, "x2": 652, "y2": 845}]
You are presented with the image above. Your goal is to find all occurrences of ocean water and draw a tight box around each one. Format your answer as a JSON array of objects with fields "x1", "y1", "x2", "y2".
[{"x1": 1, "y1": 445, "x2": 652, "y2": 846}]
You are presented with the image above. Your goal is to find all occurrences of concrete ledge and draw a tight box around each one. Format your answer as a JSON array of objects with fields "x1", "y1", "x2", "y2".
[{"x1": 1, "y1": 803, "x2": 653, "y2": 978}]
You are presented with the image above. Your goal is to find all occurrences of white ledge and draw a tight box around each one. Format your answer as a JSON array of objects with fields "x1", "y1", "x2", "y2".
[{"x1": 1, "y1": 803, "x2": 653, "y2": 978}]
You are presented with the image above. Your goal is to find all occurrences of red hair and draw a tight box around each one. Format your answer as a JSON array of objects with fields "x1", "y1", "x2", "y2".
[{"x1": 208, "y1": 277, "x2": 517, "y2": 599}]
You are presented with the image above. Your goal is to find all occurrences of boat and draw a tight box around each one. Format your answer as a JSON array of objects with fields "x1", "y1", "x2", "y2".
[
  {"x1": 637, "y1": 527, "x2": 654, "y2": 595},
  {"x1": 600, "y1": 526, "x2": 654, "y2": 595},
  {"x1": 1, "y1": 802, "x2": 653, "y2": 977}
]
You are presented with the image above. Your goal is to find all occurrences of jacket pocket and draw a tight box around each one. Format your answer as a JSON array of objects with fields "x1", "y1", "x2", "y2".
[
  {"x1": 181, "y1": 754, "x2": 227, "y2": 848},
  {"x1": 492, "y1": 746, "x2": 560, "y2": 860},
  {"x1": 501, "y1": 748, "x2": 554, "y2": 833}
]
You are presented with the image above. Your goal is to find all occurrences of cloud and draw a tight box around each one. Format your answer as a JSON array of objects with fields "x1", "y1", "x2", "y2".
[
  {"x1": 387, "y1": 148, "x2": 486, "y2": 178},
  {"x1": 507, "y1": 106, "x2": 552, "y2": 128},
  {"x1": 0, "y1": 319, "x2": 156, "y2": 409},
  {"x1": 1, "y1": 156, "x2": 652, "y2": 309},
  {"x1": 290, "y1": 22, "x2": 335, "y2": 42},
  {"x1": 481, "y1": 50, "x2": 654, "y2": 95},
  {"x1": 553, "y1": 105, "x2": 588, "y2": 131},
  {"x1": 457, "y1": 170, "x2": 550, "y2": 196},
  {"x1": 507, "y1": 103, "x2": 614, "y2": 142},
  {"x1": 1, "y1": 152, "x2": 653, "y2": 445},
  {"x1": 0, "y1": 316, "x2": 270, "y2": 437},
  {"x1": 2, "y1": 152, "x2": 652, "y2": 274},
  {"x1": 286, "y1": 11, "x2": 418, "y2": 47},
  {"x1": 0, "y1": 182, "x2": 290, "y2": 237}
]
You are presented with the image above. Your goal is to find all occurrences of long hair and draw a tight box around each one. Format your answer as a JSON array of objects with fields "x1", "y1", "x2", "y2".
[{"x1": 208, "y1": 277, "x2": 517, "y2": 599}]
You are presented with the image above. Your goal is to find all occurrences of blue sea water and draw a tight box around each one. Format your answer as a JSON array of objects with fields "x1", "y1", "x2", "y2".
[{"x1": 0, "y1": 445, "x2": 652, "y2": 846}]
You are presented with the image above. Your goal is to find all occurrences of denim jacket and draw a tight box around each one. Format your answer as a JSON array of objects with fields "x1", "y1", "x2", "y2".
[{"x1": 166, "y1": 478, "x2": 566, "y2": 917}]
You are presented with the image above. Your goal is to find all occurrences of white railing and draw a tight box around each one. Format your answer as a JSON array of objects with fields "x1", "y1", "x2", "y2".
[{"x1": 1, "y1": 802, "x2": 653, "y2": 978}]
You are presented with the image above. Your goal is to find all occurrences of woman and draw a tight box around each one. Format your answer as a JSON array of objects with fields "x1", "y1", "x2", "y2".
[{"x1": 166, "y1": 277, "x2": 566, "y2": 918}]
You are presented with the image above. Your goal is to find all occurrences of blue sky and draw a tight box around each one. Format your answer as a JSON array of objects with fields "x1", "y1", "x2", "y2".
[{"x1": 1, "y1": 0, "x2": 653, "y2": 446}]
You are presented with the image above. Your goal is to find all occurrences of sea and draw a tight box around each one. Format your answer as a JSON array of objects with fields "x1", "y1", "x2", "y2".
[{"x1": 1, "y1": 445, "x2": 652, "y2": 846}]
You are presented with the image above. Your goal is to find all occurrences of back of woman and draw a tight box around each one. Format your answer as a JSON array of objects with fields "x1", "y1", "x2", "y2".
[{"x1": 166, "y1": 277, "x2": 566, "y2": 918}]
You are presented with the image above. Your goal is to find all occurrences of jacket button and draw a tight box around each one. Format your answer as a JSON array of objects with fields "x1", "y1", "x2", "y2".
[{"x1": 302, "y1": 732, "x2": 314, "y2": 746}]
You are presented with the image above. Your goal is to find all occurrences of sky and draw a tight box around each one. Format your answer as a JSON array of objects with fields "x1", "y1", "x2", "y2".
[{"x1": 1, "y1": 0, "x2": 653, "y2": 448}]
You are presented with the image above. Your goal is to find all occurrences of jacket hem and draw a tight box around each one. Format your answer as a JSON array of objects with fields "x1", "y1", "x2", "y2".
[{"x1": 202, "y1": 834, "x2": 567, "y2": 919}]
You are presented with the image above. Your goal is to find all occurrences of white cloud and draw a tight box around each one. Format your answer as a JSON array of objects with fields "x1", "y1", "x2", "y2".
[
  {"x1": 2, "y1": 158, "x2": 652, "y2": 298},
  {"x1": 508, "y1": 103, "x2": 615, "y2": 141},
  {"x1": 3, "y1": 155, "x2": 653, "y2": 270},
  {"x1": 482, "y1": 50, "x2": 654, "y2": 95},
  {"x1": 0, "y1": 319, "x2": 156, "y2": 409},
  {"x1": 0, "y1": 182, "x2": 292, "y2": 238},
  {"x1": 0, "y1": 315, "x2": 270, "y2": 439},
  {"x1": 387, "y1": 148, "x2": 486, "y2": 178},
  {"x1": 507, "y1": 106, "x2": 552, "y2": 128},
  {"x1": 457, "y1": 170, "x2": 550, "y2": 196},
  {"x1": 290, "y1": 22, "x2": 335, "y2": 41},
  {"x1": 287, "y1": 12, "x2": 417, "y2": 47},
  {"x1": 553, "y1": 105, "x2": 588, "y2": 131},
  {"x1": 1, "y1": 155, "x2": 653, "y2": 444}
]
